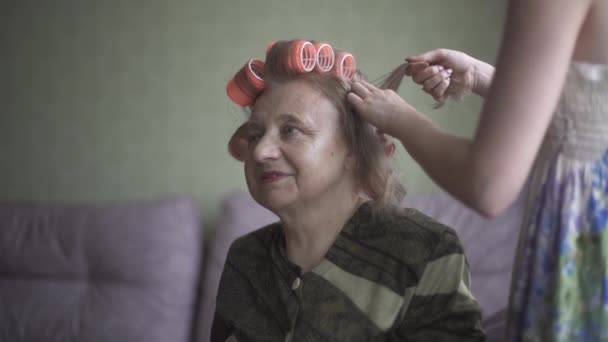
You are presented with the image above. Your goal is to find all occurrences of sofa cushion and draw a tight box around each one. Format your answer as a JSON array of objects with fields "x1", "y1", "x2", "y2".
[{"x1": 0, "y1": 196, "x2": 202, "y2": 342}]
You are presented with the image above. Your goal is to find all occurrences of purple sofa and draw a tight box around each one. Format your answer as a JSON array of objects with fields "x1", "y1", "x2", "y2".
[
  {"x1": 0, "y1": 191, "x2": 523, "y2": 341},
  {"x1": 0, "y1": 196, "x2": 203, "y2": 342},
  {"x1": 198, "y1": 190, "x2": 524, "y2": 341}
]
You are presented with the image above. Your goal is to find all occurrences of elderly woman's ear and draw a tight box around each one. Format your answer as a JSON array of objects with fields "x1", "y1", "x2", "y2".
[
  {"x1": 374, "y1": 128, "x2": 396, "y2": 158},
  {"x1": 228, "y1": 123, "x2": 249, "y2": 162},
  {"x1": 344, "y1": 153, "x2": 357, "y2": 171},
  {"x1": 381, "y1": 135, "x2": 396, "y2": 157}
]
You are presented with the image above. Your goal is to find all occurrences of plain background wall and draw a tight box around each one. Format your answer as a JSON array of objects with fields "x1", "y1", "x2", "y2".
[{"x1": 0, "y1": 1, "x2": 507, "y2": 234}]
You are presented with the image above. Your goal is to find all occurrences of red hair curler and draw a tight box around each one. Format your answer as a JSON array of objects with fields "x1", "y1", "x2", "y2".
[
  {"x1": 286, "y1": 40, "x2": 317, "y2": 73},
  {"x1": 268, "y1": 40, "x2": 317, "y2": 75},
  {"x1": 228, "y1": 123, "x2": 249, "y2": 161},
  {"x1": 266, "y1": 41, "x2": 277, "y2": 56},
  {"x1": 226, "y1": 59, "x2": 265, "y2": 106},
  {"x1": 227, "y1": 40, "x2": 358, "y2": 107},
  {"x1": 314, "y1": 43, "x2": 335, "y2": 73},
  {"x1": 332, "y1": 52, "x2": 356, "y2": 79}
]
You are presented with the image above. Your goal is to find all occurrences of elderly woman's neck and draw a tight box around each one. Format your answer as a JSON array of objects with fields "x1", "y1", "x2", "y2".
[{"x1": 278, "y1": 193, "x2": 362, "y2": 273}]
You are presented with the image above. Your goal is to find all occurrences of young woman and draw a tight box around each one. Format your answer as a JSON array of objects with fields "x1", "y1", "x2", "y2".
[{"x1": 348, "y1": 0, "x2": 608, "y2": 339}]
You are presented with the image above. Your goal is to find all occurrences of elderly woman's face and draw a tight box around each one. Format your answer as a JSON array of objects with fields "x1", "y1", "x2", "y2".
[{"x1": 242, "y1": 80, "x2": 354, "y2": 211}]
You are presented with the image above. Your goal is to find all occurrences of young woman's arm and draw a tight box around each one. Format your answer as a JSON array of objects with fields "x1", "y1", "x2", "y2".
[{"x1": 349, "y1": 0, "x2": 591, "y2": 217}]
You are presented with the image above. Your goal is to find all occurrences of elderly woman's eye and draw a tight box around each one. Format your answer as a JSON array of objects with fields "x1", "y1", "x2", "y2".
[{"x1": 282, "y1": 126, "x2": 303, "y2": 136}]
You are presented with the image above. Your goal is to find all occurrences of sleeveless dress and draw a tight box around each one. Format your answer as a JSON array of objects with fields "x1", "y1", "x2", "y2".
[{"x1": 507, "y1": 62, "x2": 608, "y2": 341}]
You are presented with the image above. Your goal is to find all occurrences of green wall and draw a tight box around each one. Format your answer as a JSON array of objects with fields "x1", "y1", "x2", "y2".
[{"x1": 0, "y1": 1, "x2": 506, "y2": 233}]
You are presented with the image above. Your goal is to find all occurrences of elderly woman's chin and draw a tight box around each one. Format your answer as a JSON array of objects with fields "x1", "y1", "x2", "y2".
[{"x1": 246, "y1": 179, "x2": 297, "y2": 213}]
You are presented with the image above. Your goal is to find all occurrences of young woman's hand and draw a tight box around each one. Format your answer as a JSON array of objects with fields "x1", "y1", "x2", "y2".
[
  {"x1": 406, "y1": 49, "x2": 495, "y2": 99},
  {"x1": 347, "y1": 79, "x2": 425, "y2": 139}
]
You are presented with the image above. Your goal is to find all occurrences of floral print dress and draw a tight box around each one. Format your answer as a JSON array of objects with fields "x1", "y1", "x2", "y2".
[{"x1": 507, "y1": 62, "x2": 608, "y2": 341}]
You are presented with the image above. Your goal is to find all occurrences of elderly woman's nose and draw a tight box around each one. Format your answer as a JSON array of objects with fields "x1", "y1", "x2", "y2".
[{"x1": 253, "y1": 134, "x2": 281, "y2": 161}]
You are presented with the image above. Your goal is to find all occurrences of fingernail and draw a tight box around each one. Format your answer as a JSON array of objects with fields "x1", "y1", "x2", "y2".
[{"x1": 447, "y1": 69, "x2": 453, "y2": 74}]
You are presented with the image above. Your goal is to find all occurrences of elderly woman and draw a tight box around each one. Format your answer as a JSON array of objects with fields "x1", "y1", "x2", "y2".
[{"x1": 211, "y1": 40, "x2": 485, "y2": 341}]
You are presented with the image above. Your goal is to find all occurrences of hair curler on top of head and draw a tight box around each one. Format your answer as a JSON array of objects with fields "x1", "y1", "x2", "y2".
[
  {"x1": 226, "y1": 59, "x2": 265, "y2": 107},
  {"x1": 226, "y1": 39, "x2": 357, "y2": 107}
]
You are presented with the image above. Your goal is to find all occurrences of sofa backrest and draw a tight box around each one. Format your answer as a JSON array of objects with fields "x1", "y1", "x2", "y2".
[{"x1": 0, "y1": 196, "x2": 203, "y2": 342}]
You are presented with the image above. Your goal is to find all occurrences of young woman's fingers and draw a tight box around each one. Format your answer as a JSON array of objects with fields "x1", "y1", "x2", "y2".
[
  {"x1": 431, "y1": 78, "x2": 451, "y2": 101},
  {"x1": 422, "y1": 69, "x2": 452, "y2": 92},
  {"x1": 350, "y1": 81, "x2": 372, "y2": 99},
  {"x1": 406, "y1": 49, "x2": 448, "y2": 65},
  {"x1": 347, "y1": 91, "x2": 366, "y2": 111},
  {"x1": 405, "y1": 62, "x2": 429, "y2": 76},
  {"x1": 412, "y1": 65, "x2": 445, "y2": 84},
  {"x1": 355, "y1": 79, "x2": 379, "y2": 93}
]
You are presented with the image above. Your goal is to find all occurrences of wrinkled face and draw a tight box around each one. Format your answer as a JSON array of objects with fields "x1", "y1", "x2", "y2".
[{"x1": 241, "y1": 80, "x2": 354, "y2": 212}]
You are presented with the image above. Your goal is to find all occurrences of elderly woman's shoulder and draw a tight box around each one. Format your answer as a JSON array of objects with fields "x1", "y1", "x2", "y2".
[
  {"x1": 363, "y1": 206, "x2": 465, "y2": 263},
  {"x1": 389, "y1": 206, "x2": 461, "y2": 242},
  {"x1": 225, "y1": 221, "x2": 282, "y2": 259},
  {"x1": 391, "y1": 206, "x2": 455, "y2": 235}
]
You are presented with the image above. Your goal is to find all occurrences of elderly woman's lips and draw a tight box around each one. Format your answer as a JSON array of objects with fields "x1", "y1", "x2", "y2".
[{"x1": 259, "y1": 171, "x2": 290, "y2": 184}]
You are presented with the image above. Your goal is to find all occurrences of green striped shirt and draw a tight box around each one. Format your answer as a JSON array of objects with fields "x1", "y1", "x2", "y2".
[{"x1": 212, "y1": 204, "x2": 485, "y2": 341}]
